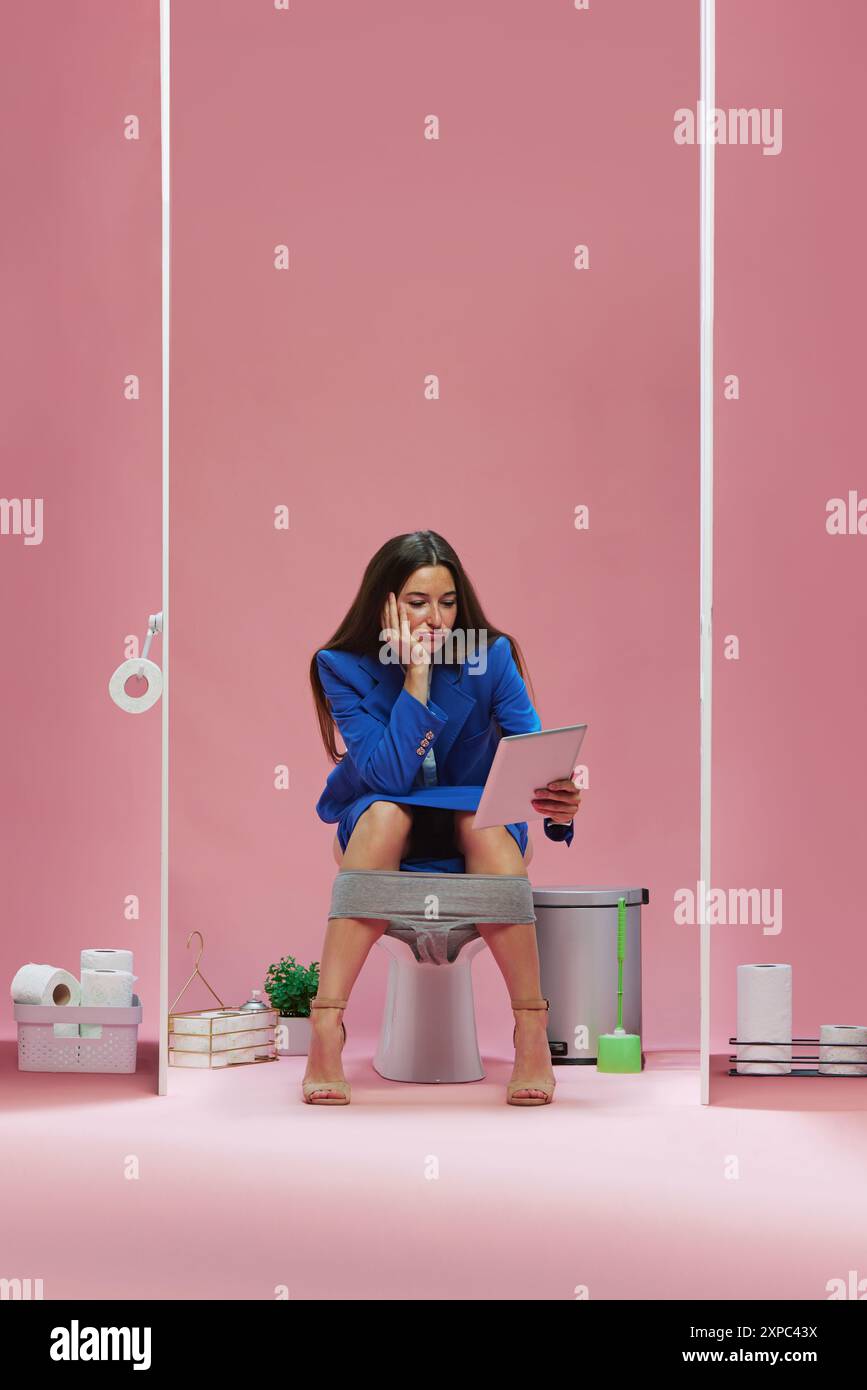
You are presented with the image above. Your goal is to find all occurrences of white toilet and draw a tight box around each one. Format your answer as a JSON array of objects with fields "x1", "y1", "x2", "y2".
[{"x1": 373, "y1": 925, "x2": 489, "y2": 1083}]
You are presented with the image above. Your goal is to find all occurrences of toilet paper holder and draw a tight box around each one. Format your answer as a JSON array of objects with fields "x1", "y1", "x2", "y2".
[
  {"x1": 727, "y1": 1036, "x2": 867, "y2": 1077},
  {"x1": 108, "y1": 611, "x2": 164, "y2": 714},
  {"x1": 139, "y1": 611, "x2": 162, "y2": 661}
]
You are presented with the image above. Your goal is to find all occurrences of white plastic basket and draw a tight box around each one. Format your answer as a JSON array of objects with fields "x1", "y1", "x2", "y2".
[{"x1": 14, "y1": 995, "x2": 142, "y2": 1073}]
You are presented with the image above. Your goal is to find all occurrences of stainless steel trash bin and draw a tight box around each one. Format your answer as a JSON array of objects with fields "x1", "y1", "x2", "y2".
[{"x1": 532, "y1": 886, "x2": 648, "y2": 1065}]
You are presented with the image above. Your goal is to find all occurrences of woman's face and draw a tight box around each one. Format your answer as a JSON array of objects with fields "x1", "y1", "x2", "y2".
[{"x1": 396, "y1": 565, "x2": 457, "y2": 654}]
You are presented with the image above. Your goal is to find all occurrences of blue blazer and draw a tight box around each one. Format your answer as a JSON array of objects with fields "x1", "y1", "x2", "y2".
[{"x1": 315, "y1": 636, "x2": 575, "y2": 873}]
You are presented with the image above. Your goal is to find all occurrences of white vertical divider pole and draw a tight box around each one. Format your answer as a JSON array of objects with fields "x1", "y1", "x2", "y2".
[
  {"x1": 699, "y1": 0, "x2": 715, "y2": 1105},
  {"x1": 158, "y1": 0, "x2": 171, "y2": 1096}
]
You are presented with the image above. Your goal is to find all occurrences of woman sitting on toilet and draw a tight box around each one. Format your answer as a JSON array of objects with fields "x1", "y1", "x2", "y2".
[{"x1": 303, "y1": 529, "x2": 582, "y2": 1106}]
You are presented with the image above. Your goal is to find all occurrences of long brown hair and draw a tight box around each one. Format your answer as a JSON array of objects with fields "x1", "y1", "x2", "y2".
[{"x1": 310, "y1": 530, "x2": 535, "y2": 764}]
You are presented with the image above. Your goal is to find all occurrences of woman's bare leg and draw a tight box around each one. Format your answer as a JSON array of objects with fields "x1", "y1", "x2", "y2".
[
  {"x1": 453, "y1": 814, "x2": 553, "y2": 1101},
  {"x1": 304, "y1": 802, "x2": 413, "y2": 1100}
]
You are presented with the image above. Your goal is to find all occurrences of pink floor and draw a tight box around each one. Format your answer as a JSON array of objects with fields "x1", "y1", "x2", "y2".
[{"x1": 3, "y1": 1035, "x2": 865, "y2": 1301}]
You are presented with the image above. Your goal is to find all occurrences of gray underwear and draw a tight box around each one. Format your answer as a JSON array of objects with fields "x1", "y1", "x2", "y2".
[{"x1": 328, "y1": 869, "x2": 536, "y2": 966}]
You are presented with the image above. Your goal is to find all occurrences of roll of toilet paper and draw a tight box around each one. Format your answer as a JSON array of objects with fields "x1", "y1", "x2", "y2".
[
  {"x1": 11, "y1": 963, "x2": 81, "y2": 1007},
  {"x1": 737, "y1": 963, "x2": 792, "y2": 1074},
  {"x1": 818, "y1": 1024, "x2": 867, "y2": 1077},
  {"x1": 81, "y1": 948, "x2": 134, "y2": 975},
  {"x1": 80, "y1": 967, "x2": 137, "y2": 1038},
  {"x1": 11, "y1": 964, "x2": 80, "y2": 1037},
  {"x1": 108, "y1": 657, "x2": 162, "y2": 713}
]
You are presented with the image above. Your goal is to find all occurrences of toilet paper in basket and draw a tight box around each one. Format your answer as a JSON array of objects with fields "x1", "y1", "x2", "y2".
[
  {"x1": 80, "y1": 967, "x2": 137, "y2": 1038},
  {"x1": 11, "y1": 963, "x2": 81, "y2": 1038},
  {"x1": 81, "y1": 948, "x2": 134, "y2": 975}
]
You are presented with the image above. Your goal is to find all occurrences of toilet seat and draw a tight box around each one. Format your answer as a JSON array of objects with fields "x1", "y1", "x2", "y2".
[{"x1": 327, "y1": 868, "x2": 536, "y2": 1083}]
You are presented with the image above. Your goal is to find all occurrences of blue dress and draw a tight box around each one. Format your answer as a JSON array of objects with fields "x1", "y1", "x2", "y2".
[{"x1": 314, "y1": 637, "x2": 574, "y2": 874}]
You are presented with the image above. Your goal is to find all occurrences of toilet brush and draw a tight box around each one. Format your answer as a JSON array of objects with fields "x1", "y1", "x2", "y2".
[{"x1": 596, "y1": 896, "x2": 642, "y2": 1073}]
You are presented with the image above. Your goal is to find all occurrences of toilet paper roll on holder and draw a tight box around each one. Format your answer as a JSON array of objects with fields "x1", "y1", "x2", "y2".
[{"x1": 108, "y1": 611, "x2": 163, "y2": 713}]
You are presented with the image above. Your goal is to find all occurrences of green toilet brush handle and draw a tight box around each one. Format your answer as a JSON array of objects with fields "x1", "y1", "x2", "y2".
[{"x1": 616, "y1": 896, "x2": 627, "y2": 1031}]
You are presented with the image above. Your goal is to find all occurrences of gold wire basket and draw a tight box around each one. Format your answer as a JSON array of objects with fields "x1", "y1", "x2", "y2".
[{"x1": 168, "y1": 931, "x2": 278, "y2": 1068}]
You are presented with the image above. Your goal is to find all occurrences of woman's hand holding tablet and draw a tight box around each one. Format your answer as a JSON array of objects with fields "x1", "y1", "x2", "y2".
[
  {"x1": 472, "y1": 724, "x2": 587, "y2": 830},
  {"x1": 531, "y1": 777, "x2": 582, "y2": 824}
]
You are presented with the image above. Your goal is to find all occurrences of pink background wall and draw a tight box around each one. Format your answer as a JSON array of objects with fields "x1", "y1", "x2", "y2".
[
  {"x1": 168, "y1": 0, "x2": 700, "y2": 1047},
  {"x1": 1, "y1": 3, "x2": 162, "y2": 1044},
  {"x1": 712, "y1": 1, "x2": 867, "y2": 1049},
  {"x1": 9, "y1": 2, "x2": 856, "y2": 1068}
]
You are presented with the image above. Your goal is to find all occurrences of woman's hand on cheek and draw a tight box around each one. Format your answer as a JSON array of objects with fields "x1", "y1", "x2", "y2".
[
  {"x1": 380, "y1": 592, "x2": 410, "y2": 666},
  {"x1": 381, "y1": 592, "x2": 430, "y2": 671},
  {"x1": 531, "y1": 778, "x2": 582, "y2": 824},
  {"x1": 380, "y1": 594, "x2": 400, "y2": 655}
]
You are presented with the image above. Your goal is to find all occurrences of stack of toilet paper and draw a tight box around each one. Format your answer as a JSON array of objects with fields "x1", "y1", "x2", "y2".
[
  {"x1": 11, "y1": 949, "x2": 137, "y2": 1038},
  {"x1": 79, "y1": 949, "x2": 137, "y2": 1037}
]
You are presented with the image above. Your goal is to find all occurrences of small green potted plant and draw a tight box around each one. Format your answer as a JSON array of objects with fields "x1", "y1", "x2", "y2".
[{"x1": 265, "y1": 955, "x2": 320, "y2": 1056}]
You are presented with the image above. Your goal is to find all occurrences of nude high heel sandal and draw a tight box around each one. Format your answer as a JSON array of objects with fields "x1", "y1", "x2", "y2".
[
  {"x1": 507, "y1": 997, "x2": 556, "y2": 1106},
  {"x1": 302, "y1": 997, "x2": 351, "y2": 1105}
]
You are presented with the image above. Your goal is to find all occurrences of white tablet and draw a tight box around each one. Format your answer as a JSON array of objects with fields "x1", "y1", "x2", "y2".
[{"x1": 472, "y1": 724, "x2": 588, "y2": 829}]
